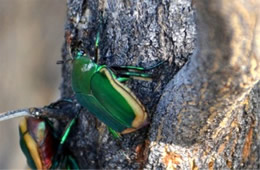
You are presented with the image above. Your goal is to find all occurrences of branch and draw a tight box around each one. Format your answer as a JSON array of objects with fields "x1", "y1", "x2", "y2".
[
  {"x1": 0, "y1": 100, "x2": 78, "y2": 122},
  {"x1": 0, "y1": 109, "x2": 32, "y2": 121},
  {"x1": 147, "y1": 0, "x2": 260, "y2": 168},
  {"x1": 150, "y1": 0, "x2": 260, "y2": 145}
]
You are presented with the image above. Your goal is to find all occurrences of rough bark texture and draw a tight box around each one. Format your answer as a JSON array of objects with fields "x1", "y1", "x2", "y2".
[{"x1": 58, "y1": 0, "x2": 260, "y2": 169}]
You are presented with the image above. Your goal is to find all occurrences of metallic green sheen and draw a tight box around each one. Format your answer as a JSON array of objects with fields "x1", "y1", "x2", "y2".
[{"x1": 72, "y1": 55, "x2": 137, "y2": 133}]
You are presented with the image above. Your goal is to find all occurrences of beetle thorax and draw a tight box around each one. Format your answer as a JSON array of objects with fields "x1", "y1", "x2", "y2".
[
  {"x1": 72, "y1": 57, "x2": 98, "y2": 94},
  {"x1": 81, "y1": 62, "x2": 94, "y2": 72},
  {"x1": 74, "y1": 57, "x2": 97, "y2": 73}
]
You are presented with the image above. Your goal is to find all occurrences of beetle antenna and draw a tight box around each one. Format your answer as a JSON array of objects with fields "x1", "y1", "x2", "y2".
[
  {"x1": 56, "y1": 58, "x2": 74, "y2": 65},
  {"x1": 56, "y1": 35, "x2": 75, "y2": 65},
  {"x1": 0, "y1": 108, "x2": 34, "y2": 121}
]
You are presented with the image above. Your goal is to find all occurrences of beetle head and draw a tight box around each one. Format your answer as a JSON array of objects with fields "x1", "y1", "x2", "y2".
[{"x1": 75, "y1": 50, "x2": 87, "y2": 59}]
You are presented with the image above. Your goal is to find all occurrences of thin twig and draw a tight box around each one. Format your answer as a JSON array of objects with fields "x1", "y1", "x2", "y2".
[
  {"x1": 0, "y1": 108, "x2": 36, "y2": 121},
  {"x1": 0, "y1": 99, "x2": 79, "y2": 122}
]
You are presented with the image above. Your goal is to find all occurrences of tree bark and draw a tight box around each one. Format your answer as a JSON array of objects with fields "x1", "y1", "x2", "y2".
[{"x1": 60, "y1": 0, "x2": 260, "y2": 169}]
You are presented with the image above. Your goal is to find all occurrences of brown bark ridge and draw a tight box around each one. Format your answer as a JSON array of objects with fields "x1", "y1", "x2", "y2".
[{"x1": 59, "y1": 0, "x2": 260, "y2": 169}]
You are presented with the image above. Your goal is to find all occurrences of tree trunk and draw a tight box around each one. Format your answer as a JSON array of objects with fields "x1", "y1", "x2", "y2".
[{"x1": 60, "y1": 0, "x2": 260, "y2": 169}]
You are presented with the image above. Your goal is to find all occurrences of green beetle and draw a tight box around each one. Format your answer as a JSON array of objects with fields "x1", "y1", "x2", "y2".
[
  {"x1": 71, "y1": 33, "x2": 162, "y2": 134},
  {"x1": 19, "y1": 116, "x2": 79, "y2": 169}
]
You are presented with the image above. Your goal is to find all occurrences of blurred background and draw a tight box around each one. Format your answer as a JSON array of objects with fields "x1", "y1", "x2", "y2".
[{"x1": 0, "y1": 0, "x2": 66, "y2": 168}]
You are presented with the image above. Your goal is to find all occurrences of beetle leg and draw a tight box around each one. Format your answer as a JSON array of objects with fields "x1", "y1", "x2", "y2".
[
  {"x1": 117, "y1": 72, "x2": 152, "y2": 78},
  {"x1": 115, "y1": 71, "x2": 153, "y2": 82},
  {"x1": 111, "y1": 65, "x2": 146, "y2": 71},
  {"x1": 108, "y1": 127, "x2": 121, "y2": 138},
  {"x1": 111, "y1": 60, "x2": 166, "y2": 72},
  {"x1": 94, "y1": 31, "x2": 100, "y2": 63},
  {"x1": 110, "y1": 60, "x2": 167, "y2": 82},
  {"x1": 94, "y1": 12, "x2": 103, "y2": 63},
  {"x1": 51, "y1": 116, "x2": 78, "y2": 169},
  {"x1": 60, "y1": 117, "x2": 77, "y2": 144},
  {"x1": 117, "y1": 77, "x2": 130, "y2": 82},
  {"x1": 67, "y1": 155, "x2": 80, "y2": 169}
]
